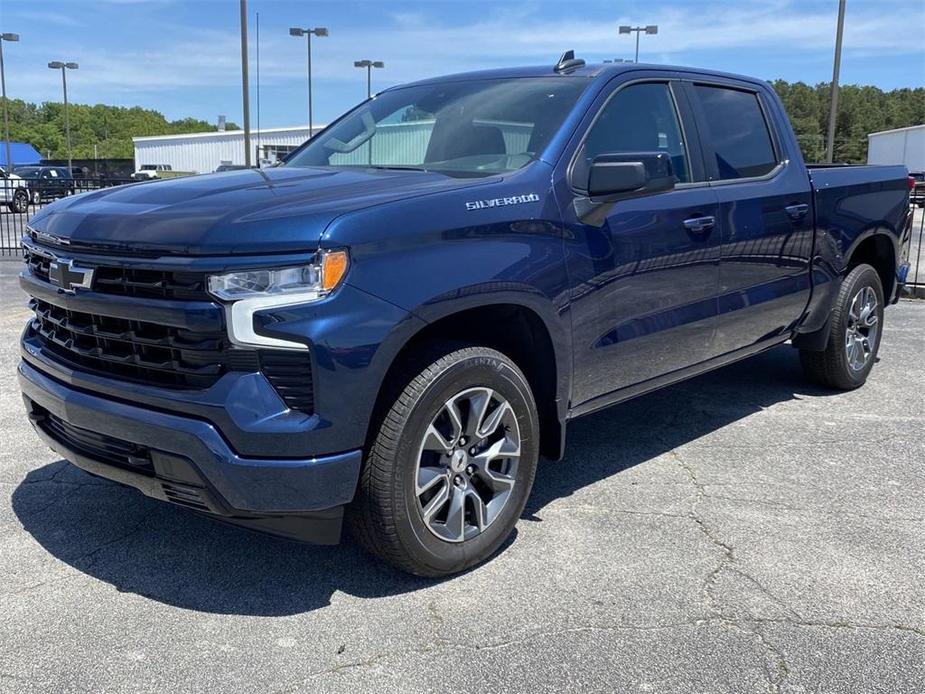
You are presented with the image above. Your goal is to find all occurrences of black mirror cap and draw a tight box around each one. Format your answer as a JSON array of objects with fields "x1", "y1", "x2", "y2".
[{"x1": 587, "y1": 151, "x2": 676, "y2": 201}]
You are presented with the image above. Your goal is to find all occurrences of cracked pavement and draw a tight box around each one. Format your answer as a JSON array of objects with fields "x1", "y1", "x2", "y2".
[{"x1": 0, "y1": 260, "x2": 923, "y2": 693}]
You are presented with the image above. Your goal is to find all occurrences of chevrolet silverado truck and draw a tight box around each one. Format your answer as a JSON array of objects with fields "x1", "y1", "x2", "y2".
[{"x1": 18, "y1": 55, "x2": 913, "y2": 576}]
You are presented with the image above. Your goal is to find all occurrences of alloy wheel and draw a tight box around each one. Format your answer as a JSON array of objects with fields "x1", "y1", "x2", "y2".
[
  {"x1": 845, "y1": 285, "x2": 879, "y2": 371},
  {"x1": 414, "y1": 387, "x2": 520, "y2": 543}
]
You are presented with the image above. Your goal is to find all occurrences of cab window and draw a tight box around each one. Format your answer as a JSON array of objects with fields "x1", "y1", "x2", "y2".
[
  {"x1": 694, "y1": 85, "x2": 778, "y2": 180},
  {"x1": 575, "y1": 82, "x2": 691, "y2": 189}
]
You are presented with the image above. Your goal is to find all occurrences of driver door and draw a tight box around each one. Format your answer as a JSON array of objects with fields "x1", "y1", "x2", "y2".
[{"x1": 558, "y1": 77, "x2": 723, "y2": 412}]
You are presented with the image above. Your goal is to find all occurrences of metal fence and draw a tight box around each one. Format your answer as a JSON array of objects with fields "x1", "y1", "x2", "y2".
[
  {"x1": 909, "y1": 204, "x2": 925, "y2": 292},
  {"x1": 1, "y1": 178, "x2": 135, "y2": 256}
]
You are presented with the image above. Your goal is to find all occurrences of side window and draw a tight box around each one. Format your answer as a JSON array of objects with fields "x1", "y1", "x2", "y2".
[
  {"x1": 575, "y1": 82, "x2": 690, "y2": 188},
  {"x1": 694, "y1": 85, "x2": 778, "y2": 180}
]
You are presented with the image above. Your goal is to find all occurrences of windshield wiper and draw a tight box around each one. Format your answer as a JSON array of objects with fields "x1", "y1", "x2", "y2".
[{"x1": 367, "y1": 165, "x2": 430, "y2": 172}]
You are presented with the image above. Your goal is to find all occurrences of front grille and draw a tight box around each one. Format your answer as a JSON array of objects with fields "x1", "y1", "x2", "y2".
[
  {"x1": 24, "y1": 247, "x2": 209, "y2": 301},
  {"x1": 24, "y1": 250, "x2": 316, "y2": 413},
  {"x1": 31, "y1": 298, "x2": 235, "y2": 389},
  {"x1": 38, "y1": 408, "x2": 154, "y2": 474}
]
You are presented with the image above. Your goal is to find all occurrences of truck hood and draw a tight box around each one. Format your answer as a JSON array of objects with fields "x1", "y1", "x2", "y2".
[{"x1": 28, "y1": 166, "x2": 497, "y2": 256}]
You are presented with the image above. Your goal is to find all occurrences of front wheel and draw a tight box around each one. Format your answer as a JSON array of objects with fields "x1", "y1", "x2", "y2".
[
  {"x1": 349, "y1": 345, "x2": 539, "y2": 576},
  {"x1": 9, "y1": 189, "x2": 29, "y2": 213},
  {"x1": 799, "y1": 263, "x2": 884, "y2": 390}
]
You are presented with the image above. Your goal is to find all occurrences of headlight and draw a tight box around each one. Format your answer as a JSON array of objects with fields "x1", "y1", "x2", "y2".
[
  {"x1": 208, "y1": 250, "x2": 349, "y2": 350},
  {"x1": 208, "y1": 250, "x2": 349, "y2": 300}
]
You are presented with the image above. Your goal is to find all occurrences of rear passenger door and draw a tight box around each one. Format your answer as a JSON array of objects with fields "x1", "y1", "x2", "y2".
[{"x1": 686, "y1": 80, "x2": 814, "y2": 353}]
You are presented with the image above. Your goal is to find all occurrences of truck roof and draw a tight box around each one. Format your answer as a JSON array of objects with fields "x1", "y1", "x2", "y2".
[{"x1": 392, "y1": 61, "x2": 768, "y2": 90}]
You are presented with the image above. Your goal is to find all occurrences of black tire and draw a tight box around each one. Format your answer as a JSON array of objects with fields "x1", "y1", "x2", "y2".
[
  {"x1": 10, "y1": 189, "x2": 29, "y2": 214},
  {"x1": 348, "y1": 345, "x2": 539, "y2": 576},
  {"x1": 799, "y1": 263, "x2": 884, "y2": 390}
]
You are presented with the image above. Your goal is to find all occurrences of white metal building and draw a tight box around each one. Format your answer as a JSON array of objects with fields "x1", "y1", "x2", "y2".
[
  {"x1": 132, "y1": 126, "x2": 319, "y2": 174},
  {"x1": 867, "y1": 124, "x2": 925, "y2": 172}
]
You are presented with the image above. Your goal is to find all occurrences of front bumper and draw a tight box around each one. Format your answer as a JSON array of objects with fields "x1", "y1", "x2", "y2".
[{"x1": 20, "y1": 360, "x2": 362, "y2": 543}]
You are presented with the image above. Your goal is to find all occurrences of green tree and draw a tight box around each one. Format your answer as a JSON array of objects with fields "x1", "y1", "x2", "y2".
[
  {"x1": 1, "y1": 98, "x2": 239, "y2": 161},
  {"x1": 771, "y1": 80, "x2": 924, "y2": 164}
]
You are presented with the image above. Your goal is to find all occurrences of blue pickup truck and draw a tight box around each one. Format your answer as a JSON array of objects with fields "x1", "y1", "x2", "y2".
[{"x1": 18, "y1": 55, "x2": 913, "y2": 576}]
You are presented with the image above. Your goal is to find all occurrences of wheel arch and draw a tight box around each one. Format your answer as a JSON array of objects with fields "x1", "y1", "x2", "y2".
[
  {"x1": 844, "y1": 231, "x2": 897, "y2": 301},
  {"x1": 368, "y1": 295, "x2": 570, "y2": 461}
]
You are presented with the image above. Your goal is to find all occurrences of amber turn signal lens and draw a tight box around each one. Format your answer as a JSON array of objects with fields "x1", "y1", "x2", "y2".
[{"x1": 321, "y1": 250, "x2": 349, "y2": 292}]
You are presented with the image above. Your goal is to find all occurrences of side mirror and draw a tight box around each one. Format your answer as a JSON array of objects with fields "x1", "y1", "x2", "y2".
[{"x1": 587, "y1": 152, "x2": 676, "y2": 200}]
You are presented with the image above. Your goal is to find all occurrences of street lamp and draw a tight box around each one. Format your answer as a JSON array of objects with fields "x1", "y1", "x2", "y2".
[
  {"x1": 289, "y1": 26, "x2": 328, "y2": 136},
  {"x1": 825, "y1": 0, "x2": 847, "y2": 164},
  {"x1": 0, "y1": 33, "x2": 20, "y2": 174},
  {"x1": 48, "y1": 60, "x2": 78, "y2": 171},
  {"x1": 353, "y1": 59, "x2": 384, "y2": 99},
  {"x1": 618, "y1": 24, "x2": 658, "y2": 63}
]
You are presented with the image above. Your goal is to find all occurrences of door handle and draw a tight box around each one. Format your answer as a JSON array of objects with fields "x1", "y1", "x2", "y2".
[
  {"x1": 785, "y1": 203, "x2": 810, "y2": 221},
  {"x1": 683, "y1": 216, "x2": 716, "y2": 234}
]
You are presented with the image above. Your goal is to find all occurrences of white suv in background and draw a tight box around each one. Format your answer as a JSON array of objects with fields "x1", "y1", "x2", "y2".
[
  {"x1": 0, "y1": 167, "x2": 29, "y2": 213},
  {"x1": 133, "y1": 164, "x2": 172, "y2": 181}
]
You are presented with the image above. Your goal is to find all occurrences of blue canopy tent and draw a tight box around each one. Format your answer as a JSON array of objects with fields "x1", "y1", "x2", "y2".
[{"x1": 0, "y1": 142, "x2": 42, "y2": 169}]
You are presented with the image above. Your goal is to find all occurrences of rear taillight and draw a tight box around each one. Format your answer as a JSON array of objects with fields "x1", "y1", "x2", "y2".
[{"x1": 909, "y1": 176, "x2": 916, "y2": 191}]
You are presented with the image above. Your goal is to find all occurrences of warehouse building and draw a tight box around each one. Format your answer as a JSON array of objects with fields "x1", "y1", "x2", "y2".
[
  {"x1": 132, "y1": 126, "x2": 319, "y2": 174},
  {"x1": 867, "y1": 124, "x2": 925, "y2": 172}
]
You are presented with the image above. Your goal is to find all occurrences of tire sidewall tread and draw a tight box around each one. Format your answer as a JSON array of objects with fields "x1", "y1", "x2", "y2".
[
  {"x1": 349, "y1": 345, "x2": 539, "y2": 577},
  {"x1": 800, "y1": 263, "x2": 884, "y2": 390}
]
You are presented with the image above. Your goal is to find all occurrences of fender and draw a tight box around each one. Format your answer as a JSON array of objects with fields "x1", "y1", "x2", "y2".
[
  {"x1": 843, "y1": 227, "x2": 900, "y2": 273},
  {"x1": 358, "y1": 282, "x2": 572, "y2": 460}
]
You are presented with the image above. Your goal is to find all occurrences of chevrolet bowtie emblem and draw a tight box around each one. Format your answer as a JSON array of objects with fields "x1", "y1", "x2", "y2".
[{"x1": 48, "y1": 258, "x2": 95, "y2": 294}]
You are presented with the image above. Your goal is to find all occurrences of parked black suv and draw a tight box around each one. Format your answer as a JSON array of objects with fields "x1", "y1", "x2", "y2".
[{"x1": 13, "y1": 166, "x2": 75, "y2": 205}]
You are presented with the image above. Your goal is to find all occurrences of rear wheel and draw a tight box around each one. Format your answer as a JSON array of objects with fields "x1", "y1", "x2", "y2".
[
  {"x1": 799, "y1": 263, "x2": 884, "y2": 390},
  {"x1": 349, "y1": 345, "x2": 539, "y2": 576}
]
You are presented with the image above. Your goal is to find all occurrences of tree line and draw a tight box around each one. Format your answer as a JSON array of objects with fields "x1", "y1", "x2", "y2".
[
  {"x1": 0, "y1": 79, "x2": 922, "y2": 164},
  {"x1": 771, "y1": 80, "x2": 924, "y2": 163},
  {"x1": 1, "y1": 99, "x2": 239, "y2": 160}
]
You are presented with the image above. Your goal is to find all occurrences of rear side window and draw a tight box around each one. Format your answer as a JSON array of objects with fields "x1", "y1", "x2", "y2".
[
  {"x1": 575, "y1": 82, "x2": 690, "y2": 187},
  {"x1": 694, "y1": 85, "x2": 778, "y2": 180}
]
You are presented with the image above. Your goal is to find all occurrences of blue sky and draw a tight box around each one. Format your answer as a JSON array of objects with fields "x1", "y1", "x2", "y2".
[{"x1": 3, "y1": 0, "x2": 924, "y2": 129}]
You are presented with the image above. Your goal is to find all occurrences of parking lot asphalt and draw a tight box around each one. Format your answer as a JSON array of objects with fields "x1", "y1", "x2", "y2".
[{"x1": 0, "y1": 259, "x2": 922, "y2": 694}]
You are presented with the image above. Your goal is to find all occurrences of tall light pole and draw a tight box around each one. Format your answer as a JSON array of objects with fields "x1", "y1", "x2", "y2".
[
  {"x1": 825, "y1": 0, "x2": 847, "y2": 164},
  {"x1": 618, "y1": 25, "x2": 658, "y2": 63},
  {"x1": 239, "y1": 0, "x2": 252, "y2": 167},
  {"x1": 47, "y1": 60, "x2": 77, "y2": 171},
  {"x1": 0, "y1": 33, "x2": 20, "y2": 173},
  {"x1": 354, "y1": 59, "x2": 384, "y2": 99},
  {"x1": 289, "y1": 26, "x2": 328, "y2": 137}
]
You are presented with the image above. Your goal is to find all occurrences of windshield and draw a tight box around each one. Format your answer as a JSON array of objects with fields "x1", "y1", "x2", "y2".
[
  {"x1": 14, "y1": 168, "x2": 40, "y2": 179},
  {"x1": 141, "y1": 165, "x2": 157, "y2": 170},
  {"x1": 285, "y1": 77, "x2": 589, "y2": 177}
]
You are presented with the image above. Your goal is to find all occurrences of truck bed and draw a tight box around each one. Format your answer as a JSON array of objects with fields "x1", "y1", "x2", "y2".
[{"x1": 809, "y1": 163, "x2": 910, "y2": 251}]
